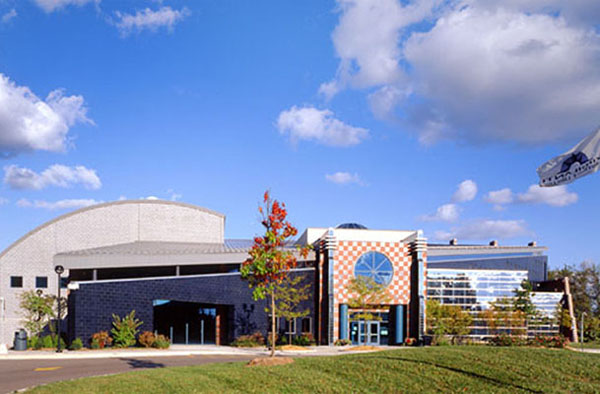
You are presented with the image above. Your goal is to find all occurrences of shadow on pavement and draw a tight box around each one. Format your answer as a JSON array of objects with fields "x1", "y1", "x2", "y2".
[{"x1": 119, "y1": 358, "x2": 166, "y2": 369}]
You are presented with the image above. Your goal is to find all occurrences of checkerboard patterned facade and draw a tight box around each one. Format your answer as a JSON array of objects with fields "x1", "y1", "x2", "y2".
[{"x1": 331, "y1": 240, "x2": 412, "y2": 340}]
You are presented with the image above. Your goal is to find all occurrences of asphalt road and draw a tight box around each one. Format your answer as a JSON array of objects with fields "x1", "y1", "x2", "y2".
[{"x1": 0, "y1": 354, "x2": 255, "y2": 393}]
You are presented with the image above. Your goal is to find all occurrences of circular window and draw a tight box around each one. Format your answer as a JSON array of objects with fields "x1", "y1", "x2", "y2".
[{"x1": 354, "y1": 251, "x2": 394, "y2": 286}]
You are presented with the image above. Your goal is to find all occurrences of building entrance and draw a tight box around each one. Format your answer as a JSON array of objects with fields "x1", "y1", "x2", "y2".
[
  {"x1": 153, "y1": 300, "x2": 218, "y2": 344},
  {"x1": 351, "y1": 321, "x2": 381, "y2": 345}
]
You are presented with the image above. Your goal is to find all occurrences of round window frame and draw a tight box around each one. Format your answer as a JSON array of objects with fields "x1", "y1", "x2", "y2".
[{"x1": 353, "y1": 251, "x2": 394, "y2": 287}]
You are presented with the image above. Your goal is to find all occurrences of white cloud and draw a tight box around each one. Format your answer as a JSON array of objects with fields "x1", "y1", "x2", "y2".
[
  {"x1": 33, "y1": 0, "x2": 99, "y2": 13},
  {"x1": 4, "y1": 164, "x2": 101, "y2": 190},
  {"x1": 484, "y1": 188, "x2": 514, "y2": 210},
  {"x1": 323, "y1": 1, "x2": 600, "y2": 145},
  {"x1": 420, "y1": 203, "x2": 460, "y2": 222},
  {"x1": 484, "y1": 184, "x2": 578, "y2": 208},
  {"x1": 167, "y1": 189, "x2": 182, "y2": 201},
  {"x1": 0, "y1": 74, "x2": 92, "y2": 156},
  {"x1": 0, "y1": 197, "x2": 8, "y2": 205},
  {"x1": 325, "y1": 171, "x2": 363, "y2": 185},
  {"x1": 452, "y1": 179, "x2": 477, "y2": 202},
  {"x1": 114, "y1": 6, "x2": 190, "y2": 36},
  {"x1": 17, "y1": 198, "x2": 102, "y2": 210},
  {"x1": 277, "y1": 106, "x2": 369, "y2": 147},
  {"x1": 434, "y1": 219, "x2": 530, "y2": 241},
  {"x1": 517, "y1": 184, "x2": 578, "y2": 207},
  {"x1": 144, "y1": 196, "x2": 160, "y2": 200},
  {"x1": 1, "y1": 9, "x2": 17, "y2": 23}
]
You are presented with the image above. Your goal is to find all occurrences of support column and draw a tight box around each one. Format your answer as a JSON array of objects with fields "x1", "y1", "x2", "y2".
[
  {"x1": 339, "y1": 304, "x2": 348, "y2": 340},
  {"x1": 393, "y1": 305, "x2": 405, "y2": 345}
]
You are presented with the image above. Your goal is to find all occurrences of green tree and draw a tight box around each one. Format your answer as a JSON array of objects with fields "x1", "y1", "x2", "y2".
[
  {"x1": 111, "y1": 310, "x2": 143, "y2": 348},
  {"x1": 426, "y1": 300, "x2": 472, "y2": 344},
  {"x1": 346, "y1": 276, "x2": 391, "y2": 346},
  {"x1": 272, "y1": 274, "x2": 311, "y2": 345},
  {"x1": 240, "y1": 191, "x2": 310, "y2": 357},
  {"x1": 19, "y1": 290, "x2": 54, "y2": 338}
]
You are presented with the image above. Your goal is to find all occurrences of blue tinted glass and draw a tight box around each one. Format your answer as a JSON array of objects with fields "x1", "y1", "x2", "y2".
[{"x1": 354, "y1": 251, "x2": 394, "y2": 286}]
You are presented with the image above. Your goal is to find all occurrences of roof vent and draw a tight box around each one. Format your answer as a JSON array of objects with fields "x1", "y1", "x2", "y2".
[
  {"x1": 489, "y1": 240, "x2": 498, "y2": 247},
  {"x1": 449, "y1": 238, "x2": 458, "y2": 246},
  {"x1": 528, "y1": 241, "x2": 537, "y2": 247}
]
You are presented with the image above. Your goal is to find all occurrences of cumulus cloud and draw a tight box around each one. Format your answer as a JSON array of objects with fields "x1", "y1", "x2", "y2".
[
  {"x1": 420, "y1": 203, "x2": 460, "y2": 222},
  {"x1": 277, "y1": 106, "x2": 369, "y2": 147},
  {"x1": 434, "y1": 219, "x2": 531, "y2": 241},
  {"x1": 452, "y1": 179, "x2": 477, "y2": 202},
  {"x1": 114, "y1": 6, "x2": 190, "y2": 36},
  {"x1": 325, "y1": 171, "x2": 364, "y2": 185},
  {"x1": 0, "y1": 74, "x2": 92, "y2": 156},
  {"x1": 485, "y1": 184, "x2": 577, "y2": 208},
  {"x1": 1, "y1": 9, "x2": 17, "y2": 23},
  {"x1": 4, "y1": 164, "x2": 101, "y2": 190},
  {"x1": 517, "y1": 184, "x2": 578, "y2": 207},
  {"x1": 484, "y1": 188, "x2": 514, "y2": 210},
  {"x1": 323, "y1": 0, "x2": 600, "y2": 145},
  {"x1": 17, "y1": 198, "x2": 102, "y2": 210},
  {"x1": 33, "y1": 0, "x2": 99, "y2": 13}
]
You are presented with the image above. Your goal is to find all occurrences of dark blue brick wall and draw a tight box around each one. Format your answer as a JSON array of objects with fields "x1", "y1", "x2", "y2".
[
  {"x1": 427, "y1": 255, "x2": 548, "y2": 282},
  {"x1": 68, "y1": 270, "x2": 315, "y2": 345}
]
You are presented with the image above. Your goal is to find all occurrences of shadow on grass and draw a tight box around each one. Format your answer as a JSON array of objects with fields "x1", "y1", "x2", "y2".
[
  {"x1": 119, "y1": 358, "x2": 166, "y2": 369},
  {"x1": 374, "y1": 356, "x2": 542, "y2": 394}
]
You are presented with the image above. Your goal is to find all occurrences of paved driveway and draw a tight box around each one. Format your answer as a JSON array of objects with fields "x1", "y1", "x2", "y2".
[{"x1": 0, "y1": 354, "x2": 254, "y2": 393}]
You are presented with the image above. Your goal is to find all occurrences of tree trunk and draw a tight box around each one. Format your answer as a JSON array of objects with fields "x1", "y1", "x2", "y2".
[
  {"x1": 270, "y1": 290, "x2": 276, "y2": 357},
  {"x1": 288, "y1": 321, "x2": 292, "y2": 345}
]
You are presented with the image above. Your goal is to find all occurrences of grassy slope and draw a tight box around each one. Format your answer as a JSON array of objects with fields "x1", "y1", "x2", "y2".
[{"x1": 29, "y1": 347, "x2": 600, "y2": 393}]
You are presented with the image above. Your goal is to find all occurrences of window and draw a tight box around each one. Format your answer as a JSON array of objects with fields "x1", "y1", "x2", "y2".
[
  {"x1": 36, "y1": 276, "x2": 48, "y2": 288},
  {"x1": 354, "y1": 251, "x2": 394, "y2": 286},
  {"x1": 10, "y1": 276, "x2": 23, "y2": 288},
  {"x1": 301, "y1": 317, "x2": 312, "y2": 334},
  {"x1": 60, "y1": 277, "x2": 68, "y2": 289},
  {"x1": 267, "y1": 315, "x2": 280, "y2": 332},
  {"x1": 284, "y1": 318, "x2": 296, "y2": 335}
]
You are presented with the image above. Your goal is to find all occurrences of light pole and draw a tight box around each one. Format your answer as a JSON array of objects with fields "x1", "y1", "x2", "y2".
[
  {"x1": 55, "y1": 265, "x2": 64, "y2": 353},
  {"x1": 580, "y1": 312, "x2": 586, "y2": 352}
]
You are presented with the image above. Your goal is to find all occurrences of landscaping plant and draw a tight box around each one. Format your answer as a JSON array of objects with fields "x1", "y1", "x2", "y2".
[
  {"x1": 231, "y1": 332, "x2": 265, "y2": 348},
  {"x1": 111, "y1": 310, "x2": 143, "y2": 348},
  {"x1": 138, "y1": 331, "x2": 156, "y2": 348},
  {"x1": 69, "y1": 338, "x2": 83, "y2": 350},
  {"x1": 240, "y1": 190, "x2": 310, "y2": 357},
  {"x1": 91, "y1": 331, "x2": 113, "y2": 349},
  {"x1": 152, "y1": 335, "x2": 170, "y2": 349}
]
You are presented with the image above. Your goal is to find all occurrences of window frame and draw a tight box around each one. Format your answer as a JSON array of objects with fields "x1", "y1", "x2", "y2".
[
  {"x1": 35, "y1": 276, "x2": 48, "y2": 289},
  {"x1": 10, "y1": 276, "x2": 23, "y2": 288}
]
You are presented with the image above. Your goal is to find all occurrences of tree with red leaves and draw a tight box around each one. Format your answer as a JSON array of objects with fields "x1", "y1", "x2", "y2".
[{"x1": 240, "y1": 191, "x2": 310, "y2": 357}]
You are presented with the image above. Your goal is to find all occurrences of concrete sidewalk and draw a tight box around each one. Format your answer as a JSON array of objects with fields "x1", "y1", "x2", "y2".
[{"x1": 0, "y1": 344, "x2": 396, "y2": 360}]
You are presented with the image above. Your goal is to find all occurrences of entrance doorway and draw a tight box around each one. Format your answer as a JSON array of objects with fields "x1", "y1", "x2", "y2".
[
  {"x1": 153, "y1": 300, "x2": 219, "y2": 344},
  {"x1": 350, "y1": 321, "x2": 380, "y2": 345}
]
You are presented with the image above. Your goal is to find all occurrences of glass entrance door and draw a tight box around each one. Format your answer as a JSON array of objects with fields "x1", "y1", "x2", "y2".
[{"x1": 351, "y1": 321, "x2": 380, "y2": 345}]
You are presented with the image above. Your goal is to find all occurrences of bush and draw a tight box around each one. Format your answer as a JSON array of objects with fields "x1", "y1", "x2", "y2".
[
  {"x1": 42, "y1": 335, "x2": 54, "y2": 349},
  {"x1": 231, "y1": 332, "x2": 265, "y2": 347},
  {"x1": 488, "y1": 334, "x2": 528, "y2": 347},
  {"x1": 531, "y1": 335, "x2": 568, "y2": 348},
  {"x1": 152, "y1": 335, "x2": 170, "y2": 349},
  {"x1": 27, "y1": 336, "x2": 39, "y2": 349},
  {"x1": 69, "y1": 338, "x2": 83, "y2": 351},
  {"x1": 111, "y1": 310, "x2": 143, "y2": 348},
  {"x1": 334, "y1": 338, "x2": 351, "y2": 346},
  {"x1": 404, "y1": 337, "x2": 416, "y2": 346},
  {"x1": 292, "y1": 333, "x2": 315, "y2": 346},
  {"x1": 138, "y1": 331, "x2": 156, "y2": 348},
  {"x1": 91, "y1": 331, "x2": 112, "y2": 349}
]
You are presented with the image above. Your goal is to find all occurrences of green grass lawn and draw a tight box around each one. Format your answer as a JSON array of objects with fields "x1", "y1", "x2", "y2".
[
  {"x1": 571, "y1": 341, "x2": 600, "y2": 349},
  {"x1": 29, "y1": 347, "x2": 600, "y2": 393}
]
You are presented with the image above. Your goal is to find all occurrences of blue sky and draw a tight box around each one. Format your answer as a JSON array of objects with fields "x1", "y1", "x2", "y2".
[{"x1": 0, "y1": 0, "x2": 599, "y2": 269}]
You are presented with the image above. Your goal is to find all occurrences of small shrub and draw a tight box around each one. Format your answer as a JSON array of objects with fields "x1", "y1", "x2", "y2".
[
  {"x1": 432, "y1": 335, "x2": 451, "y2": 346},
  {"x1": 42, "y1": 335, "x2": 54, "y2": 349},
  {"x1": 27, "y1": 336, "x2": 39, "y2": 349},
  {"x1": 231, "y1": 332, "x2": 265, "y2": 347},
  {"x1": 138, "y1": 331, "x2": 156, "y2": 348},
  {"x1": 531, "y1": 335, "x2": 568, "y2": 348},
  {"x1": 111, "y1": 310, "x2": 143, "y2": 348},
  {"x1": 69, "y1": 338, "x2": 83, "y2": 351},
  {"x1": 91, "y1": 331, "x2": 112, "y2": 349},
  {"x1": 404, "y1": 337, "x2": 416, "y2": 346},
  {"x1": 334, "y1": 338, "x2": 351, "y2": 346},
  {"x1": 292, "y1": 333, "x2": 315, "y2": 346},
  {"x1": 34, "y1": 337, "x2": 44, "y2": 350},
  {"x1": 152, "y1": 335, "x2": 170, "y2": 349},
  {"x1": 488, "y1": 334, "x2": 527, "y2": 347}
]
